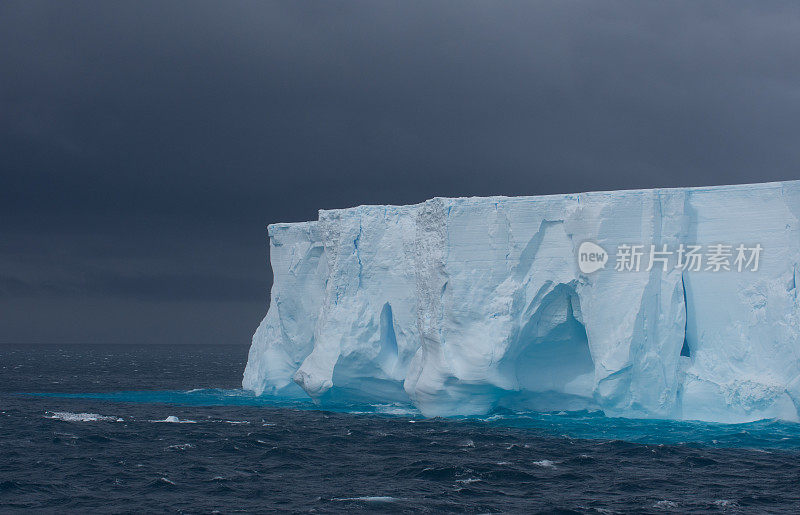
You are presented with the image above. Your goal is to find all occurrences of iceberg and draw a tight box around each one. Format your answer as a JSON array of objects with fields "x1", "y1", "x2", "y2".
[{"x1": 243, "y1": 181, "x2": 800, "y2": 423}]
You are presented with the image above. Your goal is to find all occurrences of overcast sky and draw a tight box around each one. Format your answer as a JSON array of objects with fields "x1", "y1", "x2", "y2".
[{"x1": 2, "y1": 1, "x2": 799, "y2": 345}]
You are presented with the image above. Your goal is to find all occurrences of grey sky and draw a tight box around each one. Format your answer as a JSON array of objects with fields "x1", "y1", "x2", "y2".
[{"x1": 2, "y1": 1, "x2": 799, "y2": 344}]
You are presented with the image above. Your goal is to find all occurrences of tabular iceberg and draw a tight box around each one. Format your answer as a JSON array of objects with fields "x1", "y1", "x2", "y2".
[{"x1": 243, "y1": 181, "x2": 800, "y2": 423}]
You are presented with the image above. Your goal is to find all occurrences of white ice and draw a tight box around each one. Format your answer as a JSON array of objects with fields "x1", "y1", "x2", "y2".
[{"x1": 243, "y1": 181, "x2": 800, "y2": 423}]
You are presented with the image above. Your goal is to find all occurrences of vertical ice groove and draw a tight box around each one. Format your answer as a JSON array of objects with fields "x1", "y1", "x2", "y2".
[
  {"x1": 245, "y1": 181, "x2": 800, "y2": 423},
  {"x1": 680, "y1": 274, "x2": 691, "y2": 358},
  {"x1": 377, "y1": 302, "x2": 399, "y2": 373},
  {"x1": 353, "y1": 218, "x2": 363, "y2": 289}
]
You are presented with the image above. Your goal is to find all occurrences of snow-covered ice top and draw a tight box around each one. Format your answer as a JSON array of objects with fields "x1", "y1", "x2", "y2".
[{"x1": 243, "y1": 181, "x2": 800, "y2": 423}]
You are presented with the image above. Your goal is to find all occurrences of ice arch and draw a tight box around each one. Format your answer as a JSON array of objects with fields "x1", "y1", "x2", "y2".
[{"x1": 498, "y1": 283, "x2": 596, "y2": 411}]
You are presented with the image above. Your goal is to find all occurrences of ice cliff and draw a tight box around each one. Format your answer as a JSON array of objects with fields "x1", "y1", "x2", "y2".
[{"x1": 243, "y1": 181, "x2": 800, "y2": 423}]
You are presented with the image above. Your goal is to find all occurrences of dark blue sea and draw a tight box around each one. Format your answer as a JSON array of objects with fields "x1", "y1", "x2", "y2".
[{"x1": 3, "y1": 344, "x2": 800, "y2": 513}]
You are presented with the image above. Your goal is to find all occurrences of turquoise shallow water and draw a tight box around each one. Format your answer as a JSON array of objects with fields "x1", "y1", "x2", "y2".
[{"x1": 22, "y1": 388, "x2": 800, "y2": 450}]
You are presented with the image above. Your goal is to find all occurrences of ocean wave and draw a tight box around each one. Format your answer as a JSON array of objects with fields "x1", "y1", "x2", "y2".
[
  {"x1": 151, "y1": 415, "x2": 196, "y2": 424},
  {"x1": 332, "y1": 496, "x2": 399, "y2": 503},
  {"x1": 45, "y1": 411, "x2": 122, "y2": 422}
]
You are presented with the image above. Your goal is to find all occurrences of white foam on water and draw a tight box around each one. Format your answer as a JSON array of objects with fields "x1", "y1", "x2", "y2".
[
  {"x1": 532, "y1": 459, "x2": 556, "y2": 468},
  {"x1": 332, "y1": 496, "x2": 399, "y2": 503},
  {"x1": 167, "y1": 443, "x2": 194, "y2": 450},
  {"x1": 152, "y1": 415, "x2": 196, "y2": 424},
  {"x1": 372, "y1": 404, "x2": 419, "y2": 416},
  {"x1": 654, "y1": 500, "x2": 679, "y2": 509},
  {"x1": 45, "y1": 411, "x2": 122, "y2": 422}
]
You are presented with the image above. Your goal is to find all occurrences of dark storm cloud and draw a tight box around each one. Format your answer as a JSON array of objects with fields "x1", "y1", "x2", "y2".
[{"x1": 2, "y1": 1, "x2": 800, "y2": 344}]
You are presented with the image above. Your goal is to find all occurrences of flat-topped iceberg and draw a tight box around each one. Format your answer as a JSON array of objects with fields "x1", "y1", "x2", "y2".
[{"x1": 243, "y1": 181, "x2": 800, "y2": 423}]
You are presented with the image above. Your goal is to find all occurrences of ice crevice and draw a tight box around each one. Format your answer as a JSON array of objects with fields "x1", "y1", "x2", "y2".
[{"x1": 243, "y1": 181, "x2": 800, "y2": 423}]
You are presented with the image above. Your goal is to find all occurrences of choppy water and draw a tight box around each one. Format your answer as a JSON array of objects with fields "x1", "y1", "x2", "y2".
[{"x1": 3, "y1": 344, "x2": 800, "y2": 513}]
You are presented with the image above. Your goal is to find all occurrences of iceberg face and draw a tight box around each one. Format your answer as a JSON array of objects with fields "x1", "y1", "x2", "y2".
[{"x1": 243, "y1": 181, "x2": 800, "y2": 423}]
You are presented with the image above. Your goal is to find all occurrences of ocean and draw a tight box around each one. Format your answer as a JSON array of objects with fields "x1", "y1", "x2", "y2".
[{"x1": 2, "y1": 343, "x2": 800, "y2": 513}]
